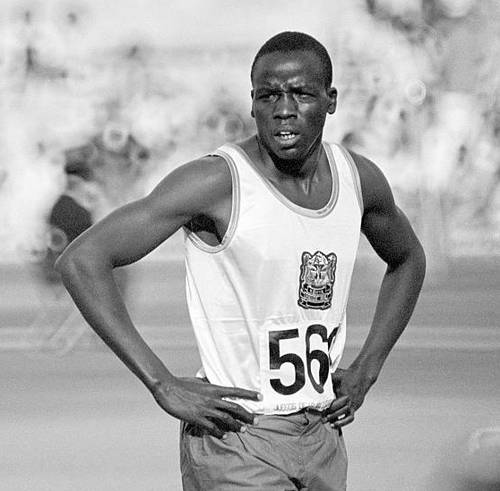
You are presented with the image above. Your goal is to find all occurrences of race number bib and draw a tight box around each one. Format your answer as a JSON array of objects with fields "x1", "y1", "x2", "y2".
[{"x1": 259, "y1": 322, "x2": 339, "y2": 414}]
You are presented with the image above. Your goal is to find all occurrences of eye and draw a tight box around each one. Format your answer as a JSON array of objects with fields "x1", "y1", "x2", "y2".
[
  {"x1": 295, "y1": 92, "x2": 315, "y2": 102},
  {"x1": 258, "y1": 93, "x2": 279, "y2": 103}
]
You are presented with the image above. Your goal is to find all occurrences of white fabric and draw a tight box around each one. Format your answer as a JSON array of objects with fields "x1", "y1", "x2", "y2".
[{"x1": 184, "y1": 142, "x2": 362, "y2": 414}]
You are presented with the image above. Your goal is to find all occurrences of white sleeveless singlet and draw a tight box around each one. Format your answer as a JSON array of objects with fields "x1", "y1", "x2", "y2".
[{"x1": 184, "y1": 142, "x2": 363, "y2": 415}]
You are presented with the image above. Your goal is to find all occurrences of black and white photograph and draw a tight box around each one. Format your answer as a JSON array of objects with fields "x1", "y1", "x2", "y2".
[{"x1": 1, "y1": 1, "x2": 499, "y2": 490}]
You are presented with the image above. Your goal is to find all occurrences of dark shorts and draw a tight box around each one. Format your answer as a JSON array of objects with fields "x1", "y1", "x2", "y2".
[{"x1": 179, "y1": 409, "x2": 347, "y2": 491}]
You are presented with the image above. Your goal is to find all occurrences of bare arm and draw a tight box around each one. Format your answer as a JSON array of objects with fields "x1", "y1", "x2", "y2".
[
  {"x1": 327, "y1": 151, "x2": 426, "y2": 427},
  {"x1": 55, "y1": 156, "x2": 260, "y2": 437}
]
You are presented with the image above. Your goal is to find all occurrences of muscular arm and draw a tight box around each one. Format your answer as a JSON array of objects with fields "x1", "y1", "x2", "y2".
[
  {"x1": 55, "y1": 156, "x2": 260, "y2": 437},
  {"x1": 327, "y1": 151, "x2": 426, "y2": 427}
]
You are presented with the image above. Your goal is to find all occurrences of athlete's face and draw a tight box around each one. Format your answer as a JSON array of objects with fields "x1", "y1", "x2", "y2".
[{"x1": 251, "y1": 50, "x2": 337, "y2": 166}]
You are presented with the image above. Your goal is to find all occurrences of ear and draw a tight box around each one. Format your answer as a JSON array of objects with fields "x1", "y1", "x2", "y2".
[
  {"x1": 250, "y1": 89, "x2": 255, "y2": 118},
  {"x1": 326, "y1": 87, "x2": 337, "y2": 114}
]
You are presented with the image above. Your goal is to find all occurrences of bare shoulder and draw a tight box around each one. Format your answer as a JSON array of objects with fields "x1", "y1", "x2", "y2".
[
  {"x1": 346, "y1": 149, "x2": 396, "y2": 215},
  {"x1": 346, "y1": 149, "x2": 425, "y2": 267},
  {"x1": 147, "y1": 154, "x2": 232, "y2": 218},
  {"x1": 153, "y1": 154, "x2": 231, "y2": 196}
]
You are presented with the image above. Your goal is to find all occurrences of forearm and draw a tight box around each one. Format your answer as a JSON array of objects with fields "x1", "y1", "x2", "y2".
[
  {"x1": 350, "y1": 244, "x2": 426, "y2": 382},
  {"x1": 56, "y1": 252, "x2": 173, "y2": 392}
]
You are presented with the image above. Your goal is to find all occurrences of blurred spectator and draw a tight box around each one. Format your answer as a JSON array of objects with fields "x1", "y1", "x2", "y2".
[
  {"x1": 65, "y1": 121, "x2": 151, "y2": 216},
  {"x1": 41, "y1": 122, "x2": 151, "y2": 282}
]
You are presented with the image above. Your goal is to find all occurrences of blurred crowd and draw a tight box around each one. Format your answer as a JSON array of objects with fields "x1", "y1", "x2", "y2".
[
  {"x1": 0, "y1": 0, "x2": 499, "y2": 267},
  {"x1": 328, "y1": 0, "x2": 500, "y2": 258}
]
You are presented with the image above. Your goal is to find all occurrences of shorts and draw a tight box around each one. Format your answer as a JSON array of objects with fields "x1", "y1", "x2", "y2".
[{"x1": 179, "y1": 408, "x2": 347, "y2": 491}]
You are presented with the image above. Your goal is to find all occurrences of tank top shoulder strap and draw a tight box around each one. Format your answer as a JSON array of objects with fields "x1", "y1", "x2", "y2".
[
  {"x1": 211, "y1": 143, "x2": 242, "y2": 165},
  {"x1": 211, "y1": 143, "x2": 263, "y2": 184},
  {"x1": 211, "y1": 142, "x2": 280, "y2": 206},
  {"x1": 323, "y1": 142, "x2": 364, "y2": 215}
]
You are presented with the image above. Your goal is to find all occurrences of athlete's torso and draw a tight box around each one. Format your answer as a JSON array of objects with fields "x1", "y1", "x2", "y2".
[{"x1": 184, "y1": 141, "x2": 363, "y2": 414}]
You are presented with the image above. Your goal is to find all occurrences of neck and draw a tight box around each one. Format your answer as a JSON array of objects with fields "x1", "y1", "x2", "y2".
[{"x1": 256, "y1": 135, "x2": 323, "y2": 180}]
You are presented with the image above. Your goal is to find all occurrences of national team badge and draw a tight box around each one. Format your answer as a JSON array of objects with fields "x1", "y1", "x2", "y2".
[{"x1": 298, "y1": 251, "x2": 337, "y2": 310}]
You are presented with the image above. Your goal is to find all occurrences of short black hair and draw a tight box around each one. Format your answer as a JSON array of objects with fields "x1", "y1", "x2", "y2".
[{"x1": 251, "y1": 31, "x2": 333, "y2": 88}]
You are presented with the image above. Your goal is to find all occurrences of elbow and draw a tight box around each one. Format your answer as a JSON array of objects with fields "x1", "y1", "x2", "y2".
[
  {"x1": 407, "y1": 241, "x2": 426, "y2": 288},
  {"x1": 388, "y1": 241, "x2": 426, "y2": 284},
  {"x1": 54, "y1": 243, "x2": 101, "y2": 283},
  {"x1": 54, "y1": 247, "x2": 84, "y2": 282},
  {"x1": 415, "y1": 242, "x2": 426, "y2": 278},
  {"x1": 417, "y1": 250, "x2": 426, "y2": 293}
]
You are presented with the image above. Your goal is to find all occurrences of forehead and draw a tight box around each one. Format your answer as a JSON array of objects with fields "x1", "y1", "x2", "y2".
[{"x1": 252, "y1": 50, "x2": 326, "y2": 88}]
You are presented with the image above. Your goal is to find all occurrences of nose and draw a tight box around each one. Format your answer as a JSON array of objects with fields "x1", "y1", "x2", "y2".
[{"x1": 274, "y1": 93, "x2": 297, "y2": 119}]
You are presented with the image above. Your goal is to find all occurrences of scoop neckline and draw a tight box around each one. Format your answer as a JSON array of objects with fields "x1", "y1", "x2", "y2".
[{"x1": 227, "y1": 142, "x2": 339, "y2": 218}]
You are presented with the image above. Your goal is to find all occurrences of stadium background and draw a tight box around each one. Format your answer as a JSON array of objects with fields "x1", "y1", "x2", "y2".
[{"x1": 1, "y1": 0, "x2": 499, "y2": 490}]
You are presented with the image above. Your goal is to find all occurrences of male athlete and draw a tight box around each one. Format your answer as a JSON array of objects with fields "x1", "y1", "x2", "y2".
[{"x1": 56, "y1": 32, "x2": 426, "y2": 490}]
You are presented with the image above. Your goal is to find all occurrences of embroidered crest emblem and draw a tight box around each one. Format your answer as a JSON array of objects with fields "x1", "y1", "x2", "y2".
[{"x1": 298, "y1": 251, "x2": 337, "y2": 310}]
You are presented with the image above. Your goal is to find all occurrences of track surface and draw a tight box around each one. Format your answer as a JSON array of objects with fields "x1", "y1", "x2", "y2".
[{"x1": 2, "y1": 256, "x2": 500, "y2": 490}]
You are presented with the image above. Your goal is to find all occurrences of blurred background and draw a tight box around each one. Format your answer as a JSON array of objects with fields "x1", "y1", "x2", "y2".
[{"x1": 1, "y1": 0, "x2": 499, "y2": 490}]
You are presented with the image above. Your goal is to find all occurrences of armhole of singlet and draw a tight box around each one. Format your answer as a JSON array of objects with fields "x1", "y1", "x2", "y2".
[
  {"x1": 338, "y1": 144, "x2": 364, "y2": 216},
  {"x1": 184, "y1": 150, "x2": 240, "y2": 254}
]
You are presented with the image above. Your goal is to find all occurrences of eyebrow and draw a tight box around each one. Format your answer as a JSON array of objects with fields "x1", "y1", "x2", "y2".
[{"x1": 254, "y1": 83, "x2": 318, "y2": 93}]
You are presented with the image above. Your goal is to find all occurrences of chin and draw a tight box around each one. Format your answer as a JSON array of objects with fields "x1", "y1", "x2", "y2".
[{"x1": 269, "y1": 143, "x2": 304, "y2": 160}]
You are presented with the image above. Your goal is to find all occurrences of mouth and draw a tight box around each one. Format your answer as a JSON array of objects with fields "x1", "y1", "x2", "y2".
[{"x1": 274, "y1": 130, "x2": 300, "y2": 146}]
